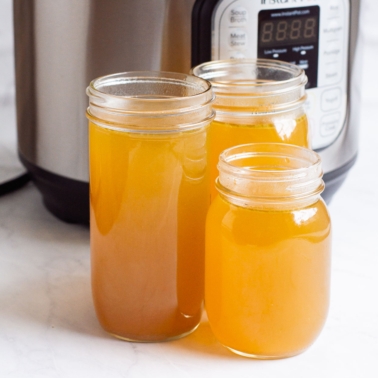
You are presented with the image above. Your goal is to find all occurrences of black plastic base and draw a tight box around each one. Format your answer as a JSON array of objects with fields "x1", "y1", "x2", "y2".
[
  {"x1": 322, "y1": 154, "x2": 358, "y2": 204},
  {"x1": 19, "y1": 154, "x2": 89, "y2": 225},
  {"x1": 0, "y1": 172, "x2": 30, "y2": 197}
]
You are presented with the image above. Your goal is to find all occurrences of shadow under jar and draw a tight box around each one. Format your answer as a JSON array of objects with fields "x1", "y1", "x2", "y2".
[
  {"x1": 205, "y1": 143, "x2": 331, "y2": 359},
  {"x1": 86, "y1": 72, "x2": 214, "y2": 342},
  {"x1": 191, "y1": 59, "x2": 309, "y2": 200}
]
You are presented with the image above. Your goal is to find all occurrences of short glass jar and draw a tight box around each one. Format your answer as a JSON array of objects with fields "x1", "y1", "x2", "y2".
[
  {"x1": 205, "y1": 143, "x2": 331, "y2": 359},
  {"x1": 86, "y1": 72, "x2": 214, "y2": 342},
  {"x1": 192, "y1": 59, "x2": 309, "y2": 200}
]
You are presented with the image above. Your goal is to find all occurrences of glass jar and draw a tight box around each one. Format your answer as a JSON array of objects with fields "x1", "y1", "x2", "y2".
[
  {"x1": 191, "y1": 59, "x2": 309, "y2": 200},
  {"x1": 205, "y1": 143, "x2": 331, "y2": 359},
  {"x1": 86, "y1": 72, "x2": 214, "y2": 342}
]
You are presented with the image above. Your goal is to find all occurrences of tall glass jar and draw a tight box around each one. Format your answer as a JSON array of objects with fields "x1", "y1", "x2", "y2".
[
  {"x1": 86, "y1": 72, "x2": 214, "y2": 342},
  {"x1": 192, "y1": 59, "x2": 309, "y2": 200},
  {"x1": 205, "y1": 143, "x2": 331, "y2": 359}
]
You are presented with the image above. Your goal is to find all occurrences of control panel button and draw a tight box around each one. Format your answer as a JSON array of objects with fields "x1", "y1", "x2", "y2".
[
  {"x1": 229, "y1": 51, "x2": 246, "y2": 59},
  {"x1": 229, "y1": 7, "x2": 248, "y2": 26},
  {"x1": 320, "y1": 112, "x2": 341, "y2": 137},
  {"x1": 229, "y1": 29, "x2": 248, "y2": 49},
  {"x1": 328, "y1": 0, "x2": 342, "y2": 15},
  {"x1": 323, "y1": 19, "x2": 343, "y2": 38},
  {"x1": 323, "y1": 41, "x2": 342, "y2": 63},
  {"x1": 324, "y1": 61, "x2": 341, "y2": 84},
  {"x1": 321, "y1": 88, "x2": 342, "y2": 112},
  {"x1": 261, "y1": 48, "x2": 288, "y2": 59},
  {"x1": 298, "y1": 60, "x2": 309, "y2": 70}
]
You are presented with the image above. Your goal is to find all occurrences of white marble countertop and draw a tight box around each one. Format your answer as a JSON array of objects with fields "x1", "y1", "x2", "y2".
[{"x1": 1, "y1": 0, "x2": 378, "y2": 376}]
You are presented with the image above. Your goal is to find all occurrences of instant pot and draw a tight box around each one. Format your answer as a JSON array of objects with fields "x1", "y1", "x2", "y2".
[{"x1": 13, "y1": 0, "x2": 362, "y2": 224}]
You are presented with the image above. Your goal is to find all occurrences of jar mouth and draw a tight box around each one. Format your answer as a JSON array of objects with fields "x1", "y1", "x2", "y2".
[
  {"x1": 216, "y1": 143, "x2": 324, "y2": 208},
  {"x1": 86, "y1": 71, "x2": 215, "y2": 132},
  {"x1": 191, "y1": 59, "x2": 305, "y2": 92},
  {"x1": 191, "y1": 59, "x2": 307, "y2": 113}
]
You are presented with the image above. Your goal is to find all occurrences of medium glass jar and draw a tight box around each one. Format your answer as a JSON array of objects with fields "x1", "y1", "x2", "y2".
[
  {"x1": 192, "y1": 59, "x2": 309, "y2": 200},
  {"x1": 205, "y1": 143, "x2": 331, "y2": 359},
  {"x1": 86, "y1": 72, "x2": 214, "y2": 342}
]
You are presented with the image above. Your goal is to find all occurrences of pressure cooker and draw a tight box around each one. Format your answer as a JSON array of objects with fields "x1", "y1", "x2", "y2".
[{"x1": 13, "y1": 0, "x2": 362, "y2": 224}]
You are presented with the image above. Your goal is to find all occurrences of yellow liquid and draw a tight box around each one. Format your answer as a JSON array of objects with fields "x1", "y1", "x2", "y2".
[
  {"x1": 89, "y1": 121, "x2": 209, "y2": 341},
  {"x1": 205, "y1": 195, "x2": 331, "y2": 358},
  {"x1": 209, "y1": 114, "x2": 309, "y2": 200}
]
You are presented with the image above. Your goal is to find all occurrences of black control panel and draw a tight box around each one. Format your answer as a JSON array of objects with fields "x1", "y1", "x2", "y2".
[{"x1": 258, "y1": 6, "x2": 320, "y2": 89}]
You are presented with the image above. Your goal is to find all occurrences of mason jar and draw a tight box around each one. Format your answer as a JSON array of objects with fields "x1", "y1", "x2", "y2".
[
  {"x1": 86, "y1": 72, "x2": 214, "y2": 342},
  {"x1": 192, "y1": 59, "x2": 309, "y2": 200},
  {"x1": 205, "y1": 143, "x2": 331, "y2": 359}
]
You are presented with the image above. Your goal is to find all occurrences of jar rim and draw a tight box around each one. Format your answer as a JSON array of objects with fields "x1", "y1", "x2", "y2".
[
  {"x1": 191, "y1": 59, "x2": 306, "y2": 94},
  {"x1": 216, "y1": 143, "x2": 324, "y2": 208},
  {"x1": 86, "y1": 71, "x2": 215, "y2": 132},
  {"x1": 87, "y1": 71, "x2": 213, "y2": 112},
  {"x1": 219, "y1": 143, "x2": 321, "y2": 177},
  {"x1": 191, "y1": 59, "x2": 307, "y2": 114}
]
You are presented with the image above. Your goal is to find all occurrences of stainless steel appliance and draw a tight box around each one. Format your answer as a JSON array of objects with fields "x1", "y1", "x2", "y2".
[{"x1": 13, "y1": 0, "x2": 362, "y2": 224}]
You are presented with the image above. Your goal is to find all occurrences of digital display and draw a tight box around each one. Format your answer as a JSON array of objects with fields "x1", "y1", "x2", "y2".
[
  {"x1": 259, "y1": 17, "x2": 318, "y2": 47},
  {"x1": 258, "y1": 7, "x2": 320, "y2": 89}
]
